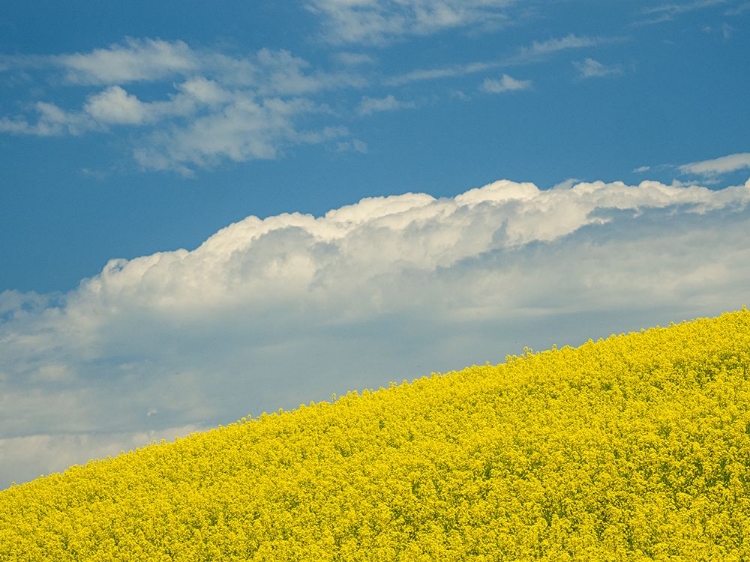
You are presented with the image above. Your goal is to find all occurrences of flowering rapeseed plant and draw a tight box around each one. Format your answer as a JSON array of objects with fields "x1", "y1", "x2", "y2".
[{"x1": 1, "y1": 309, "x2": 749, "y2": 560}]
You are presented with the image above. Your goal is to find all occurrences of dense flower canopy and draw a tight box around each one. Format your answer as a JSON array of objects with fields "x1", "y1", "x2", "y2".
[{"x1": 1, "y1": 309, "x2": 749, "y2": 560}]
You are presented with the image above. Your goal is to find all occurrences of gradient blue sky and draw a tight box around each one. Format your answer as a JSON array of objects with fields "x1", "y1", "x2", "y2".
[
  {"x1": 1, "y1": 1, "x2": 749, "y2": 486},
  {"x1": 2, "y1": 0, "x2": 748, "y2": 293}
]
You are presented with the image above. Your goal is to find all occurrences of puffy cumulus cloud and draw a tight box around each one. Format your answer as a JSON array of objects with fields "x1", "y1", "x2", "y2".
[
  {"x1": 2, "y1": 177, "x2": 750, "y2": 487},
  {"x1": 0, "y1": 40, "x2": 363, "y2": 172},
  {"x1": 307, "y1": 0, "x2": 516, "y2": 44},
  {"x1": 133, "y1": 97, "x2": 347, "y2": 174},
  {"x1": 134, "y1": 96, "x2": 326, "y2": 173},
  {"x1": 84, "y1": 86, "x2": 152, "y2": 125}
]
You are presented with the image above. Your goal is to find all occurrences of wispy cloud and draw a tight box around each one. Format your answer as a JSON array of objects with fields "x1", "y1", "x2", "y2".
[
  {"x1": 307, "y1": 0, "x2": 516, "y2": 45},
  {"x1": 645, "y1": 0, "x2": 729, "y2": 16},
  {"x1": 2, "y1": 177, "x2": 749, "y2": 487},
  {"x1": 573, "y1": 58, "x2": 623, "y2": 79},
  {"x1": 636, "y1": 0, "x2": 731, "y2": 24},
  {"x1": 725, "y1": 1, "x2": 750, "y2": 15},
  {"x1": 679, "y1": 152, "x2": 750, "y2": 176},
  {"x1": 0, "y1": 102, "x2": 97, "y2": 136},
  {"x1": 385, "y1": 61, "x2": 497, "y2": 86},
  {"x1": 386, "y1": 34, "x2": 614, "y2": 86},
  {"x1": 701, "y1": 22, "x2": 736, "y2": 40},
  {"x1": 480, "y1": 74, "x2": 532, "y2": 93},
  {"x1": 515, "y1": 34, "x2": 601, "y2": 59},
  {"x1": 332, "y1": 52, "x2": 378, "y2": 66},
  {"x1": 0, "y1": 31, "x2": 622, "y2": 170},
  {"x1": 57, "y1": 38, "x2": 199, "y2": 85},
  {"x1": 0, "y1": 40, "x2": 364, "y2": 174},
  {"x1": 358, "y1": 94, "x2": 416, "y2": 115},
  {"x1": 336, "y1": 139, "x2": 369, "y2": 153}
]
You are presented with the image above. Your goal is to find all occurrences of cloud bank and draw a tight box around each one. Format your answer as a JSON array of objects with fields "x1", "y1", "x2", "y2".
[{"x1": 2, "y1": 177, "x2": 749, "y2": 487}]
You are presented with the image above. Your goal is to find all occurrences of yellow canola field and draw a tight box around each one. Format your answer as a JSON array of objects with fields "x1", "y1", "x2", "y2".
[{"x1": 2, "y1": 309, "x2": 750, "y2": 561}]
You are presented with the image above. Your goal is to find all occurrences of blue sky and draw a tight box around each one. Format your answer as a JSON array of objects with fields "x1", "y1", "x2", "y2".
[{"x1": 1, "y1": 0, "x2": 749, "y2": 487}]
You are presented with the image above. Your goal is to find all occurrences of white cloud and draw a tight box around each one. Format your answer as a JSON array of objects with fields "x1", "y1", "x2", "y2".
[
  {"x1": 2, "y1": 177, "x2": 750, "y2": 488},
  {"x1": 132, "y1": 97, "x2": 347, "y2": 173},
  {"x1": 0, "y1": 40, "x2": 365, "y2": 172},
  {"x1": 0, "y1": 31, "x2": 616, "y2": 170},
  {"x1": 84, "y1": 86, "x2": 151, "y2": 125},
  {"x1": 516, "y1": 34, "x2": 603, "y2": 60},
  {"x1": 726, "y1": 1, "x2": 750, "y2": 15},
  {"x1": 385, "y1": 34, "x2": 611, "y2": 86},
  {"x1": 573, "y1": 58, "x2": 623, "y2": 79},
  {"x1": 59, "y1": 38, "x2": 199, "y2": 85},
  {"x1": 336, "y1": 139, "x2": 369, "y2": 153},
  {"x1": 176, "y1": 77, "x2": 231, "y2": 105},
  {"x1": 0, "y1": 425, "x2": 206, "y2": 484},
  {"x1": 333, "y1": 52, "x2": 377, "y2": 66},
  {"x1": 386, "y1": 61, "x2": 496, "y2": 86},
  {"x1": 679, "y1": 152, "x2": 750, "y2": 176},
  {"x1": 480, "y1": 74, "x2": 532, "y2": 93},
  {"x1": 0, "y1": 101, "x2": 97, "y2": 136},
  {"x1": 358, "y1": 94, "x2": 416, "y2": 115},
  {"x1": 307, "y1": 0, "x2": 515, "y2": 44},
  {"x1": 644, "y1": 0, "x2": 729, "y2": 17},
  {"x1": 248, "y1": 48, "x2": 365, "y2": 96},
  {"x1": 635, "y1": 0, "x2": 730, "y2": 24}
]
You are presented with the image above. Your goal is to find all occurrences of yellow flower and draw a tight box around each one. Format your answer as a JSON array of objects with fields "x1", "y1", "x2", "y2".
[{"x1": 1, "y1": 309, "x2": 749, "y2": 560}]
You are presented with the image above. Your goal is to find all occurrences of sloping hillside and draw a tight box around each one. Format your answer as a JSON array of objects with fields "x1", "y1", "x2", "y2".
[{"x1": 1, "y1": 309, "x2": 749, "y2": 561}]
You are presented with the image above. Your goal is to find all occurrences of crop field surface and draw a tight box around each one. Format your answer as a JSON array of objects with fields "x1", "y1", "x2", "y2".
[{"x1": 1, "y1": 309, "x2": 750, "y2": 561}]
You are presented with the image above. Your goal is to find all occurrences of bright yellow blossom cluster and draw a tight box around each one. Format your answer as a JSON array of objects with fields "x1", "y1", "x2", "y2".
[{"x1": 2, "y1": 309, "x2": 750, "y2": 560}]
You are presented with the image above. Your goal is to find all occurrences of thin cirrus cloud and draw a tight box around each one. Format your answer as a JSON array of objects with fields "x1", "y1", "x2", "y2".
[
  {"x1": 725, "y1": 1, "x2": 750, "y2": 15},
  {"x1": 1, "y1": 175, "x2": 749, "y2": 487},
  {"x1": 644, "y1": 0, "x2": 731, "y2": 18},
  {"x1": 307, "y1": 0, "x2": 516, "y2": 45},
  {"x1": 480, "y1": 74, "x2": 532, "y2": 93},
  {"x1": 358, "y1": 94, "x2": 416, "y2": 115},
  {"x1": 333, "y1": 52, "x2": 378, "y2": 66},
  {"x1": 386, "y1": 34, "x2": 610, "y2": 86},
  {"x1": 635, "y1": 0, "x2": 738, "y2": 25},
  {"x1": 501, "y1": 33, "x2": 625, "y2": 70},
  {"x1": 0, "y1": 39, "x2": 363, "y2": 174},
  {"x1": 679, "y1": 152, "x2": 750, "y2": 176},
  {"x1": 573, "y1": 58, "x2": 623, "y2": 79}
]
